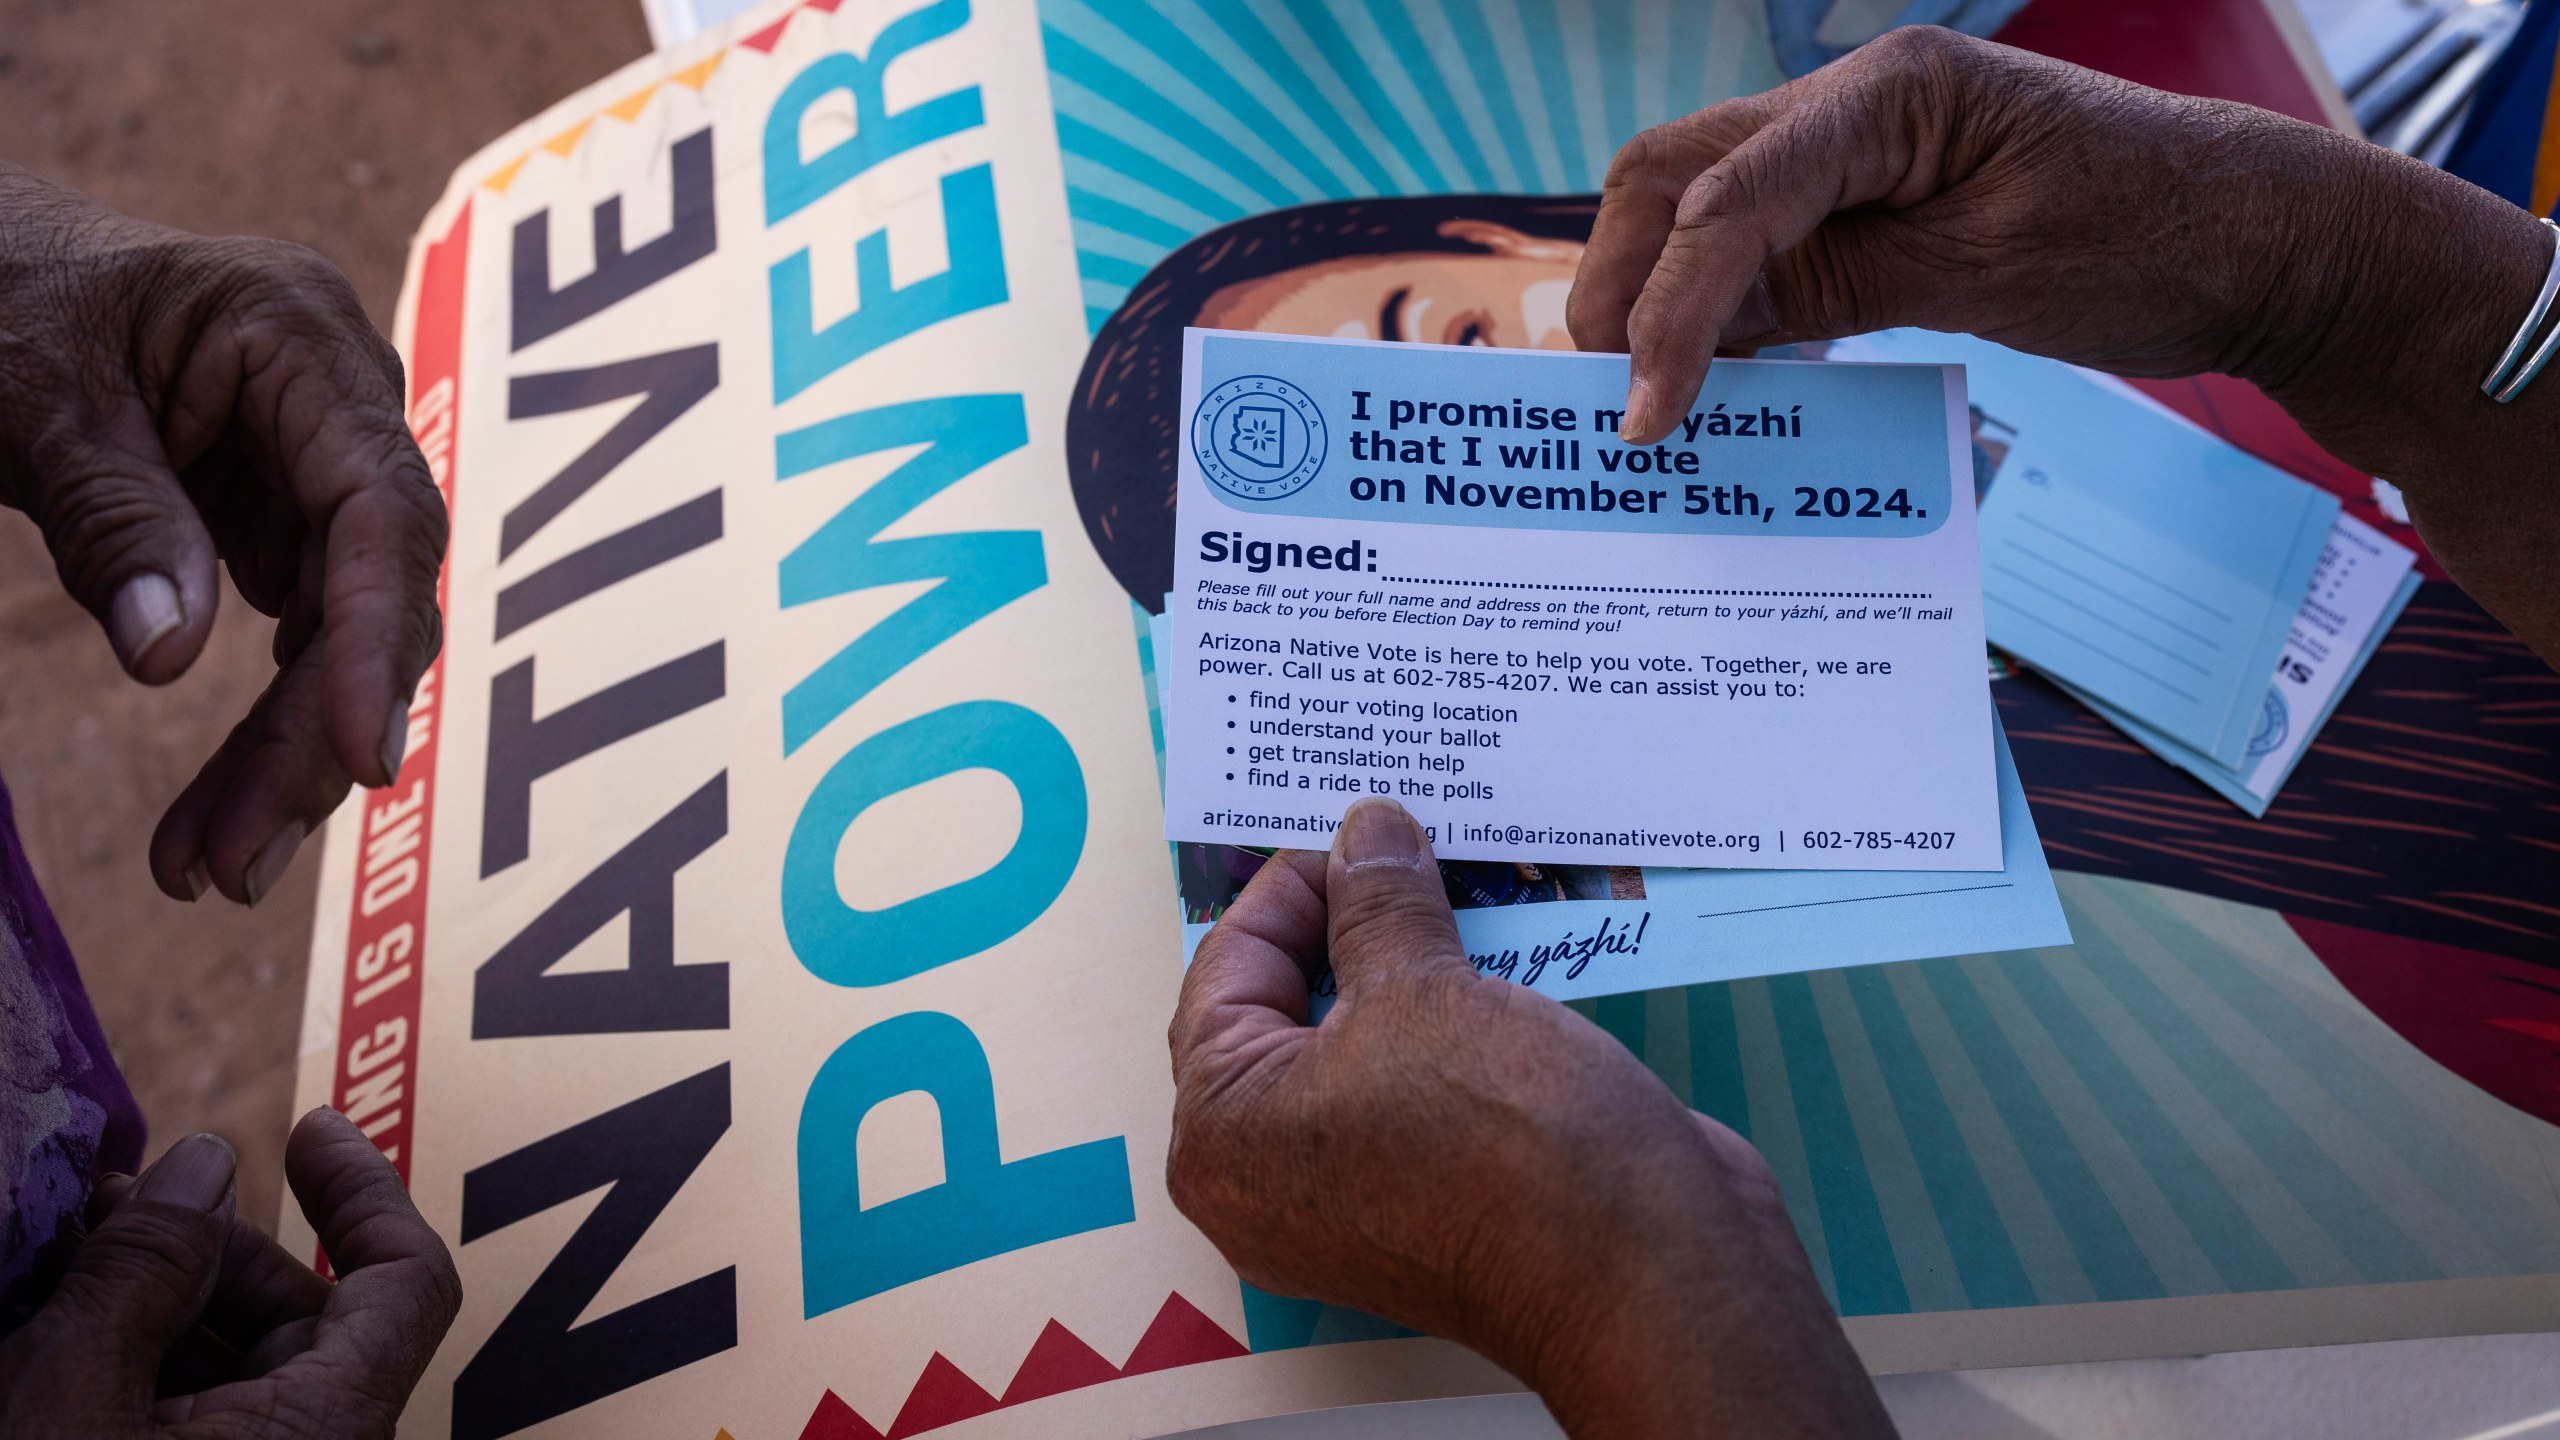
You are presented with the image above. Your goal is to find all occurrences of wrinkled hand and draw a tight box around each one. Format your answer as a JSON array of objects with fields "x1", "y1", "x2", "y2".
[
  {"x1": 1167, "y1": 798, "x2": 1894, "y2": 1439},
  {"x1": 0, "y1": 164, "x2": 446, "y2": 905},
  {"x1": 1568, "y1": 27, "x2": 2560, "y2": 662},
  {"x1": 0, "y1": 1110, "x2": 461, "y2": 1440},
  {"x1": 1569, "y1": 24, "x2": 2516, "y2": 437}
]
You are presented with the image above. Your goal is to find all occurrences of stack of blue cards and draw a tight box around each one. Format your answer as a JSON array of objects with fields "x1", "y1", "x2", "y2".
[{"x1": 1835, "y1": 332, "x2": 2417, "y2": 817}]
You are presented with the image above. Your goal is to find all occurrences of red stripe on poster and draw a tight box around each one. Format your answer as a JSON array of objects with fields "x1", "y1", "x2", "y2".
[{"x1": 327, "y1": 198, "x2": 472, "y2": 1190}]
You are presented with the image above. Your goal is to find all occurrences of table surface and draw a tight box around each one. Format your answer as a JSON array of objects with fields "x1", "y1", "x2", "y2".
[{"x1": 1176, "y1": 1332, "x2": 2560, "y2": 1440}]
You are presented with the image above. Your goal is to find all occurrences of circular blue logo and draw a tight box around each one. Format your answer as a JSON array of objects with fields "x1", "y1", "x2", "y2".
[
  {"x1": 1192, "y1": 374, "x2": 1327, "y2": 501},
  {"x1": 2248, "y1": 688, "x2": 2290, "y2": 758}
]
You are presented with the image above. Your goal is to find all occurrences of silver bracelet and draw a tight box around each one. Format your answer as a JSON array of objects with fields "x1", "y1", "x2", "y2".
[{"x1": 2483, "y1": 216, "x2": 2560, "y2": 403}]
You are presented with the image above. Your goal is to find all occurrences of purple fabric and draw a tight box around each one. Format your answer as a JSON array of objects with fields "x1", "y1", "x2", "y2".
[{"x1": 0, "y1": 772, "x2": 144, "y2": 1334}]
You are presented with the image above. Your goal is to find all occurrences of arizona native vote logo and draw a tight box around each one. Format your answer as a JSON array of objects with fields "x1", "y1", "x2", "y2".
[{"x1": 1192, "y1": 374, "x2": 1327, "y2": 501}]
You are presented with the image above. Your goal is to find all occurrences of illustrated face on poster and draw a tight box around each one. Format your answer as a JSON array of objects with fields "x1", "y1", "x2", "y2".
[
  {"x1": 1194, "y1": 219, "x2": 1585, "y2": 349},
  {"x1": 1066, "y1": 196, "x2": 1600, "y2": 615}
]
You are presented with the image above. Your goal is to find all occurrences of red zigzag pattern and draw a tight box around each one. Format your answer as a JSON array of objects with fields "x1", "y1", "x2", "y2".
[
  {"x1": 736, "y1": 0, "x2": 847, "y2": 53},
  {"x1": 783, "y1": 1292, "x2": 1250, "y2": 1440}
]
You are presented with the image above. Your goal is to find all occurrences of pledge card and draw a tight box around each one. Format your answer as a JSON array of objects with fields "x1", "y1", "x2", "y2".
[{"x1": 1164, "y1": 329, "x2": 2001, "y2": 871}]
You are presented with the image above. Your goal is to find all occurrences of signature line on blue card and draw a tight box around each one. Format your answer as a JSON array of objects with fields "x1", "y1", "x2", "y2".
[
  {"x1": 2012, "y1": 512, "x2": 2237, "y2": 624},
  {"x1": 1993, "y1": 551, "x2": 2227, "y2": 655},
  {"x1": 1696, "y1": 882, "x2": 2017, "y2": 920},
  {"x1": 1988, "y1": 588, "x2": 2209, "y2": 698}
]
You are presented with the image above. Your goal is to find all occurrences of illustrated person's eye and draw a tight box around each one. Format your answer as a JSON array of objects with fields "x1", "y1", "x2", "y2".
[
  {"x1": 1379, "y1": 286, "x2": 1412, "y2": 343},
  {"x1": 1436, "y1": 308, "x2": 1496, "y2": 346}
]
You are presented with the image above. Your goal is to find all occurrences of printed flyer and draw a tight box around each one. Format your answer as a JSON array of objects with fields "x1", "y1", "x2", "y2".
[
  {"x1": 286, "y1": 3, "x2": 2560, "y2": 1438},
  {"x1": 1163, "y1": 332, "x2": 2001, "y2": 869}
]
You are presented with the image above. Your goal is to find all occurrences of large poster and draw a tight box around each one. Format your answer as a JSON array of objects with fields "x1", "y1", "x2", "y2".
[{"x1": 286, "y1": 2, "x2": 2560, "y2": 1437}]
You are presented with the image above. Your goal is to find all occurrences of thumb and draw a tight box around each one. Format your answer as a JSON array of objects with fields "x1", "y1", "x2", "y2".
[
  {"x1": 23, "y1": 404, "x2": 221, "y2": 684},
  {"x1": 1323, "y1": 798, "x2": 1469, "y2": 999},
  {"x1": 25, "y1": 1133, "x2": 236, "y2": 1410}
]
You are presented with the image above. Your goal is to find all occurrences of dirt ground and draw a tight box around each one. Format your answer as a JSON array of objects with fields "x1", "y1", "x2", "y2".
[{"x1": 0, "y1": 0, "x2": 651, "y2": 1227}]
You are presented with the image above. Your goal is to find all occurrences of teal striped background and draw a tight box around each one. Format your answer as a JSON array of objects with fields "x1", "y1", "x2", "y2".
[
  {"x1": 1035, "y1": 0, "x2": 1786, "y2": 330},
  {"x1": 1575, "y1": 873, "x2": 2560, "y2": 1317},
  {"x1": 1242, "y1": 873, "x2": 2560, "y2": 1351}
]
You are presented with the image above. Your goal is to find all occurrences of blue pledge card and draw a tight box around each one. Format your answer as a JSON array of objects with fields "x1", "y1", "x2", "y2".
[
  {"x1": 1838, "y1": 331, "x2": 2339, "y2": 768},
  {"x1": 1164, "y1": 330, "x2": 2003, "y2": 871}
]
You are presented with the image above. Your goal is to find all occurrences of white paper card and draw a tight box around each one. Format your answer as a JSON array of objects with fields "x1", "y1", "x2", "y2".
[
  {"x1": 1163, "y1": 330, "x2": 2001, "y2": 870},
  {"x1": 2262, "y1": 513, "x2": 2418, "y2": 774}
]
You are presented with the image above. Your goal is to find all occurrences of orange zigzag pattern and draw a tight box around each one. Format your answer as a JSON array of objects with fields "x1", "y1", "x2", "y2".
[
  {"x1": 761, "y1": 1292, "x2": 1250, "y2": 1440},
  {"x1": 481, "y1": 0, "x2": 857, "y2": 193}
]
